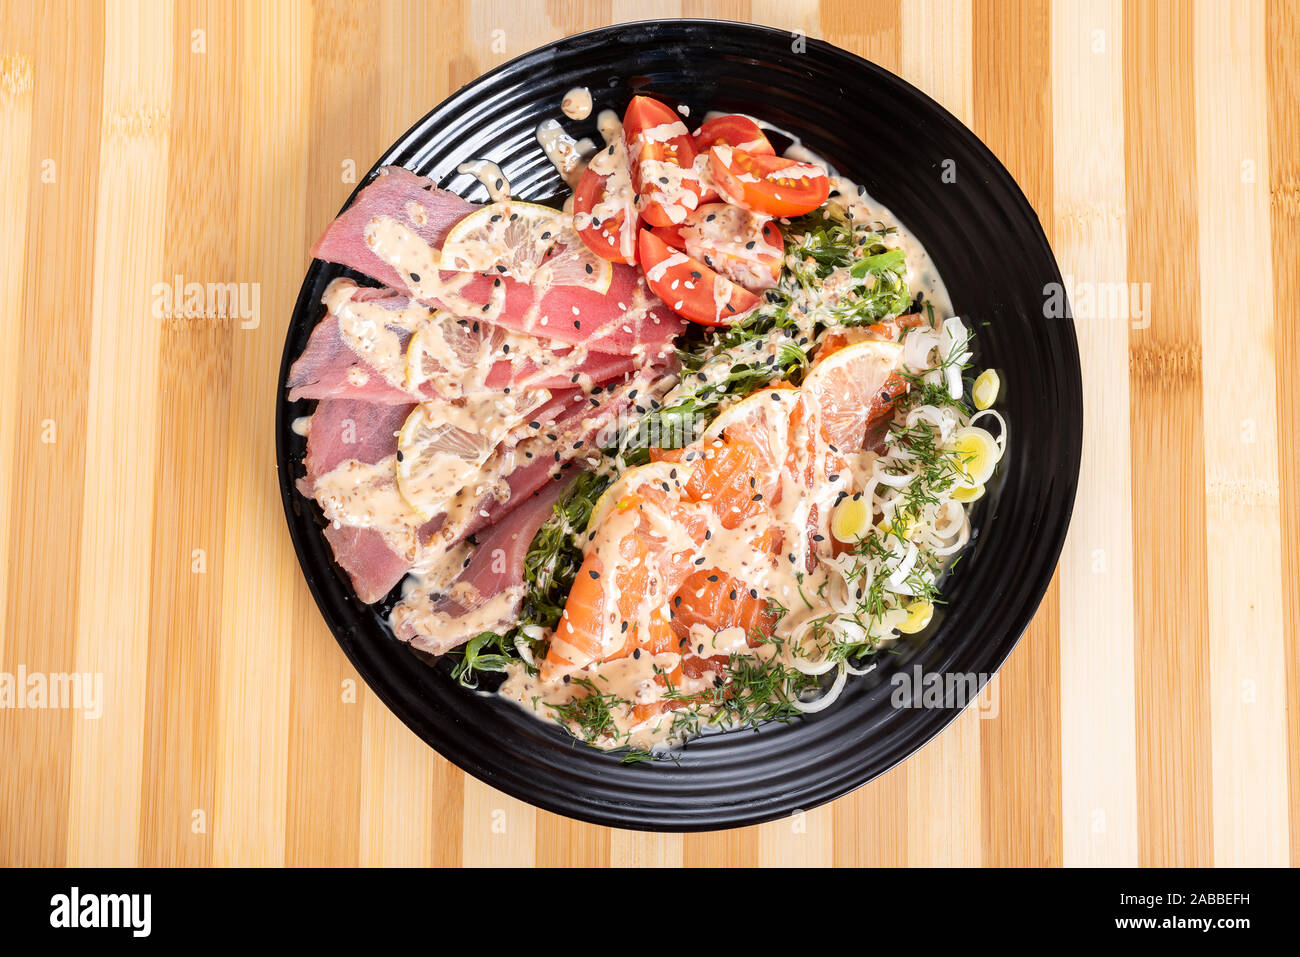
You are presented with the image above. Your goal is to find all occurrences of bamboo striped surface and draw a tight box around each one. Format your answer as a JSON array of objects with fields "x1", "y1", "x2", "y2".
[{"x1": 0, "y1": 0, "x2": 1296, "y2": 868}]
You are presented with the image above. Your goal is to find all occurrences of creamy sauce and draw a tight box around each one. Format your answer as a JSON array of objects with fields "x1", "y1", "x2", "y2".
[
  {"x1": 536, "y1": 118, "x2": 596, "y2": 190},
  {"x1": 560, "y1": 86, "x2": 592, "y2": 120},
  {"x1": 457, "y1": 159, "x2": 511, "y2": 202},
  {"x1": 569, "y1": 109, "x2": 639, "y2": 261}
]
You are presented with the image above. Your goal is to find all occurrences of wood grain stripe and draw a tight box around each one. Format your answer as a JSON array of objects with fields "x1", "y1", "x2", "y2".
[
  {"x1": 139, "y1": 0, "x2": 239, "y2": 867},
  {"x1": 1122, "y1": 0, "x2": 1213, "y2": 867},
  {"x1": 0, "y1": 0, "x2": 104, "y2": 868},
  {"x1": 0, "y1": 43, "x2": 33, "y2": 667},
  {"x1": 211, "y1": 0, "x2": 311, "y2": 865},
  {"x1": 1052, "y1": 0, "x2": 1140, "y2": 866},
  {"x1": 899, "y1": 0, "x2": 983, "y2": 868},
  {"x1": 281, "y1": 0, "x2": 385, "y2": 870},
  {"x1": 1193, "y1": 0, "x2": 1289, "y2": 866},
  {"x1": 973, "y1": 0, "x2": 1063, "y2": 868},
  {"x1": 1265, "y1": 0, "x2": 1300, "y2": 869},
  {"x1": 610, "y1": 828, "x2": 683, "y2": 867},
  {"x1": 65, "y1": 0, "x2": 174, "y2": 866}
]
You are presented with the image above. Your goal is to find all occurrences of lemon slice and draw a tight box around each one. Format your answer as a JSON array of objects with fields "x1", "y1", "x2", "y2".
[
  {"x1": 972, "y1": 369, "x2": 1000, "y2": 410},
  {"x1": 585, "y1": 461, "x2": 692, "y2": 535},
  {"x1": 948, "y1": 425, "x2": 1001, "y2": 488},
  {"x1": 441, "y1": 200, "x2": 612, "y2": 293},
  {"x1": 396, "y1": 396, "x2": 540, "y2": 520},
  {"x1": 404, "y1": 314, "x2": 498, "y2": 397},
  {"x1": 897, "y1": 599, "x2": 934, "y2": 634},
  {"x1": 800, "y1": 339, "x2": 904, "y2": 450},
  {"x1": 702, "y1": 385, "x2": 800, "y2": 442}
]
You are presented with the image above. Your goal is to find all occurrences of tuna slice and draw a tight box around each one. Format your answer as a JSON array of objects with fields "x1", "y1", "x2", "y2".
[
  {"x1": 297, "y1": 360, "x2": 666, "y2": 608},
  {"x1": 389, "y1": 477, "x2": 570, "y2": 655},
  {"x1": 287, "y1": 278, "x2": 643, "y2": 405},
  {"x1": 308, "y1": 166, "x2": 686, "y2": 356}
]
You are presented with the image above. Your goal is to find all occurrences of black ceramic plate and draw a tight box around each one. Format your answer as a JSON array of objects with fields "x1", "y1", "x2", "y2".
[{"x1": 276, "y1": 20, "x2": 1082, "y2": 831}]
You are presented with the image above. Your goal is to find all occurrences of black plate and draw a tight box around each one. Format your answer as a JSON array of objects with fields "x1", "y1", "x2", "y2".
[{"x1": 276, "y1": 20, "x2": 1082, "y2": 831}]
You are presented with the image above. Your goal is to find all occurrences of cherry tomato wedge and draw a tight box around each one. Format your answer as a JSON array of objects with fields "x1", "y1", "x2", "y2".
[
  {"x1": 649, "y1": 203, "x2": 783, "y2": 292},
  {"x1": 691, "y1": 114, "x2": 775, "y2": 155},
  {"x1": 623, "y1": 95, "x2": 702, "y2": 228},
  {"x1": 708, "y1": 145, "x2": 831, "y2": 217},
  {"x1": 572, "y1": 162, "x2": 637, "y2": 265},
  {"x1": 637, "y1": 229, "x2": 759, "y2": 327},
  {"x1": 690, "y1": 115, "x2": 774, "y2": 204}
]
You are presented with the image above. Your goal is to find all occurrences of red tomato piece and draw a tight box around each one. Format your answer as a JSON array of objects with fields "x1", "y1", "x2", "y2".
[
  {"x1": 691, "y1": 114, "x2": 775, "y2": 155},
  {"x1": 637, "y1": 229, "x2": 759, "y2": 326},
  {"x1": 690, "y1": 115, "x2": 774, "y2": 204},
  {"x1": 623, "y1": 95, "x2": 703, "y2": 228},
  {"x1": 708, "y1": 145, "x2": 830, "y2": 217},
  {"x1": 572, "y1": 162, "x2": 638, "y2": 265},
  {"x1": 651, "y1": 203, "x2": 783, "y2": 292}
]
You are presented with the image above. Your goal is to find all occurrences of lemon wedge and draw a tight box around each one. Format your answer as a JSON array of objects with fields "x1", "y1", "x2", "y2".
[
  {"x1": 702, "y1": 385, "x2": 800, "y2": 442},
  {"x1": 441, "y1": 200, "x2": 612, "y2": 293},
  {"x1": 396, "y1": 399, "x2": 530, "y2": 521},
  {"x1": 800, "y1": 339, "x2": 904, "y2": 450}
]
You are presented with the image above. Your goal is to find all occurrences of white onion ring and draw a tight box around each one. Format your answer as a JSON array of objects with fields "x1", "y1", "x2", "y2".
[
  {"x1": 794, "y1": 663, "x2": 847, "y2": 713},
  {"x1": 903, "y1": 328, "x2": 939, "y2": 369},
  {"x1": 970, "y1": 408, "x2": 1009, "y2": 453}
]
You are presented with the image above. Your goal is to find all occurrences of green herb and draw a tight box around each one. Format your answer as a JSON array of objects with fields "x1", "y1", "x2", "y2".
[{"x1": 449, "y1": 470, "x2": 611, "y2": 688}]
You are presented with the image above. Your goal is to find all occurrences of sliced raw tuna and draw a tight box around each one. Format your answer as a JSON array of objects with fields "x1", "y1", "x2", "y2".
[
  {"x1": 309, "y1": 166, "x2": 686, "y2": 356},
  {"x1": 311, "y1": 166, "x2": 476, "y2": 292},
  {"x1": 323, "y1": 524, "x2": 416, "y2": 604},
  {"x1": 390, "y1": 477, "x2": 570, "y2": 654},
  {"x1": 288, "y1": 279, "x2": 645, "y2": 405},
  {"x1": 300, "y1": 398, "x2": 413, "y2": 488}
]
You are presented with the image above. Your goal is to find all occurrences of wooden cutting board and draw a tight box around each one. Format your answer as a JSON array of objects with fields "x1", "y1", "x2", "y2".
[{"x1": 0, "y1": 0, "x2": 1295, "y2": 867}]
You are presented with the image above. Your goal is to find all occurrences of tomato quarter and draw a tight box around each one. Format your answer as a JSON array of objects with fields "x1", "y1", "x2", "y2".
[
  {"x1": 691, "y1": 114, "x2": 774, "y2": 155},
  {"x1": 690, "y1": 115, "x2": 774, "y2": 204},
  {"x1": 637, "y1": 228, "x2": 759, "y2": 327},
  {"x1": 708, "y1": 145, "x2": 830, "y2": 217},
  {"x1": 623, "y1": 95, "x2": 703, "y2": 228},
  {"x1": 572, "y1": 156, "x2": 638, "y2": 265}
]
